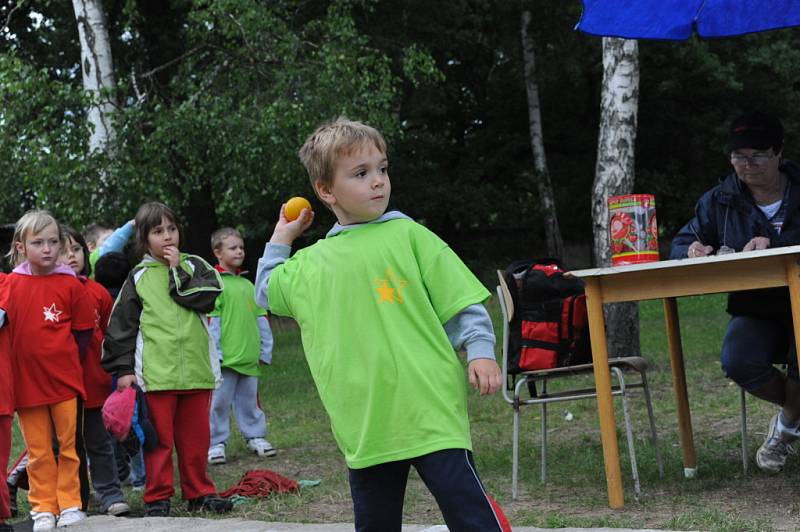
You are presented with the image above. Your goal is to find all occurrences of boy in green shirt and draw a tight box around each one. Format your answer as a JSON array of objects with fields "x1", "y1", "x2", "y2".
[
  {"x1": 255, "y1": 118, "x2": 510, "y2": 531},
  {"x1": 208, "y1": 228, "x2": 276, "y2": 465}
]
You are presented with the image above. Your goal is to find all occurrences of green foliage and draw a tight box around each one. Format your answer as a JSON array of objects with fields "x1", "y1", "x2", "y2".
[
  {"x1": 0, "y1": 0, "x2": 440, "y2": 250},
  {"x1": 0, "y1": 52, "x2": 103, "y2": 226},
  {"x1": 3, "y1": 1, "x2": 800, "y2": 267}
]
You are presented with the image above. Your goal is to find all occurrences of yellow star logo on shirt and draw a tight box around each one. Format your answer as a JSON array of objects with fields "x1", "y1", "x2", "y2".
[{"x1": 374, "y1": 267, "x2": 408, "y2": 304}]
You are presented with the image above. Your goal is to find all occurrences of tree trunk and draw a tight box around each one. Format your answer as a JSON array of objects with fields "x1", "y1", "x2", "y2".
[
  {"x1": 183, "y1": 183, "x2": 219, "y2": 264},
  {"x1": 592, "y1": 37, "x2": 640, "y2": 357},
  {"x1": 72, "y1": 0, "x2": 116, "y2": 154},
  {"x1": 521, "y1": 9, "x2": 564, "y2": 259}
]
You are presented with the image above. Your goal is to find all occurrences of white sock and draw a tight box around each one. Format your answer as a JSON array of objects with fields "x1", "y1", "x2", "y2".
[{"x1": 778, "y1": 412, "x2": 800, "y2": 437}]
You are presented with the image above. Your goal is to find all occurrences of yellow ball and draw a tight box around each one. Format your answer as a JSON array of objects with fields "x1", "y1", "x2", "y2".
[{"x1": 284, "y1": 196, "x2": 312, "y2": 221}]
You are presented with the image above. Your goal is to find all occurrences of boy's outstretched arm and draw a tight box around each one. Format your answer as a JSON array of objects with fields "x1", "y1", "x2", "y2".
[
  {"x1": 444, "y1": 304, "x2": 503, "y2": 395},
  {"x1": 254, "y1": 204, "x2": 314, "y2": 309}
]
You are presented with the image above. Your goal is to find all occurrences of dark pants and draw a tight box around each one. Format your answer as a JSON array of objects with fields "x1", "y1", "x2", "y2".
[
  {"x1": 83, "y1": 408, "x2": 125, "y2": 511},
  {"x1": 75, "y1": 398, "x2": 90, "y2": 511},
  {"x1": 348, "y1": 449, "x2": 509, "y2": 532},
  {"x1": 721, "y1": 315, "x2": 799, "y2": 391},
  {"x1": 0, "y1": 416, "x2": 11, "y2": 521}
]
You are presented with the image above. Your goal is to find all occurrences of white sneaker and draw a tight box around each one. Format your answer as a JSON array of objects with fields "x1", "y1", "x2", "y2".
[
  {"x1": 106, "y1": 501, "x2": 130, "y2": 516},
  {"x1": 56, "y1": 507, "x2": 87, "y2": 528},
  {"x1": 246, "y1": 438, "x2": 277, "y2": 457},
  {"x1": 31, "y1": 511, "x2": 56, "y2": 532},
  {"x1": 208, "y1": 443, "x2": 226, "y2": 464},
  {"x1": 756, "y1": 413, "x2": 799, "y2": 472}
]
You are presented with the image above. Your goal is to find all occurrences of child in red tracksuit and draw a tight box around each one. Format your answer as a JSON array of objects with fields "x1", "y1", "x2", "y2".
[
  {"x1": 4, "y1": 210, "x2": 95, "y2": 531},
  {"x1": 0, "y1": 273, "x2": 13, "y2": 532}
]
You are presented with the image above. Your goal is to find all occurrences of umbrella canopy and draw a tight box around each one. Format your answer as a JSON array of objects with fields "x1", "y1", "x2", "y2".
[{"x1": 576, "y1": 0, "x2": 800, "y2": 40}]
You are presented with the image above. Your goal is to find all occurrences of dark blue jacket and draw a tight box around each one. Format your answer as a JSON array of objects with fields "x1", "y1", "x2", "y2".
[{"x1": 670, "y1": 160, "x2": 800, "y2": 319}]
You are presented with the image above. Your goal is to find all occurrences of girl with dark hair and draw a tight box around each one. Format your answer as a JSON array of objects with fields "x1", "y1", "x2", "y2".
[
  {"x1": 60, "y1": 225, "x2": 130, "y2": 517},
  {"x1": 102, "y1": 202, "x2": 231, "y2": 517}
]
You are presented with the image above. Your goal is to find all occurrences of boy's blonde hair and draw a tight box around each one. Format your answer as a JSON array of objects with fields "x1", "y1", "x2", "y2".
[
  {"x1": 6, "y1": 209, "x2": 63, "y2": 267},
  {"x1": 211, "y1": 227, "x2": 243, "y2": 250},
  {"x1": 83, "y1": 223, "x2": 110, "y2": 247},
  {"x1": 298, "y1": 117, "x2": 387, "y2": 194}
]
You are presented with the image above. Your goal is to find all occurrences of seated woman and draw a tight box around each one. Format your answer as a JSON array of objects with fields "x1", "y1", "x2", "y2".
[{"x1": 670, "y1": 111, "x2": 800, "y2": 473}]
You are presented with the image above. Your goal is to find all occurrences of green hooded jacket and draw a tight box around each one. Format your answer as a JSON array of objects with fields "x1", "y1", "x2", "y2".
[{"x1": 102, "y1": 254, "x2": 223, "y2": 392}]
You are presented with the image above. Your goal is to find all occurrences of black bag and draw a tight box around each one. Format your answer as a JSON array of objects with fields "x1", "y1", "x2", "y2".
[{"x1": 504, "y1": 258, "x2": 592, "y2": 378}]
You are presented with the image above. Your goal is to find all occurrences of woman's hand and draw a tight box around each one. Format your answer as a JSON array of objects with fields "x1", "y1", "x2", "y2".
[
  {"x1": 743, "y1": 237, "x2": 770, "y2": 251},
  {"x1": 687, "y1": 241, "x2": 714, "y2": 258}
]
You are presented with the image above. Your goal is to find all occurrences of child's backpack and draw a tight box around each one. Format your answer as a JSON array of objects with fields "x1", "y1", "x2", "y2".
[{"x1": 504, "y1": 258, "x2": 592, "y2": 377}]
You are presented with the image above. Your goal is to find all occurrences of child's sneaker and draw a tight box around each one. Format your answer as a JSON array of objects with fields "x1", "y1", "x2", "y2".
[
  {"x1": 207, "y1": 443, "x2": 226, "y2": 465},
  {"x1": 246, "y1": 438, "x2": 277, "y2": 457},
  {"x1": 187, "y1": 494, "x2": 233, "y2": 514},
  {"x1": 144, "y1": 499, "x2": 170, "y2": 517},
  {"x1": 56, "y1": 507, "x2": 87, "y2": 528},
  {"x1": 31, "y1": 511, "x2": 56, "y2": 532},
  {"x1": 105, "y1": 501, "x2": 131, "y2": 516}
]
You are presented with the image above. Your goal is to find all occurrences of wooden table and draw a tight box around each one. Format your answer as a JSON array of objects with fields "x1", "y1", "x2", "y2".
[{"x1": 568, "y1": 245, "x2": 800, "y2": 508}]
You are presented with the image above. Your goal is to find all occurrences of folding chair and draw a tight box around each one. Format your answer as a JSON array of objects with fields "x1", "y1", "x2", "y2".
[{"x1": 496, "y1": 271, "x2": 663, "y2": 499}]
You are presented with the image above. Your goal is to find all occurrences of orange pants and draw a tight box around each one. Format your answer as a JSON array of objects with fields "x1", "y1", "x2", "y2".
[{"x1": 17, "y1": 398, "x2": 81, "y2": 514}]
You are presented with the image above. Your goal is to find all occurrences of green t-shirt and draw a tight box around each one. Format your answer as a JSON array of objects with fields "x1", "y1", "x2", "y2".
[
  {"x1": 209, "y1": 272, "x2": 268, "y2": 376},
  {"x1": 268, "y1": 218, "x2": 490, "y2": 468}
]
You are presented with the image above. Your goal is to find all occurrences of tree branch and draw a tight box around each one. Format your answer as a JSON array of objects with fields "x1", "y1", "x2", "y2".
[
  {"x1": 2, "y1": 0, "x2": 25, "y2": 32},
  {"x1": 140, "y1": 45, "x2": 207, "y2": 78}
]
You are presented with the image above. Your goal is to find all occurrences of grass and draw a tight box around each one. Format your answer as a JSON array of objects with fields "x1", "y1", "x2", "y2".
[{"x1": 8, "y1": 293, "x2": 800, "y2": 530}]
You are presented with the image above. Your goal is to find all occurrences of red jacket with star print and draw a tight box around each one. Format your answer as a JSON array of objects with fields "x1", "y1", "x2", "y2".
[
  {"x1": 6, "y1": 264, "x2": 95, "y2": 408},
  {"x1": 0, "y1": 273, "x2": 12, "y2": 416},
  {"x1": 81, "y1": 278, "x2": 114, "y2": 408}
]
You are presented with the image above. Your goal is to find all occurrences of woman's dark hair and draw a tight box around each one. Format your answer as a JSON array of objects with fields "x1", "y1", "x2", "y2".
[
  {"x1": 94, "y1": 251, "x2": 132, "y2": 290},
  {"x1": 61, "y1": 225, "x2": 91, "y2": 277},
  {"x1": 134, "y1": 202, "x2": 180, "y2": 259}
]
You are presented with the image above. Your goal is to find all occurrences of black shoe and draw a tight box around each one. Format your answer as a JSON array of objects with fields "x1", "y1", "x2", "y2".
[
  {"x1": 187, "y1": 494, "x2": 233, "y2": 514},
  {"x1": 144, "y1": 498, "x2": 171, "y2": 517},
  {"x1": 0, "y1": 521, "x2": 13, "y2": 531},
  {"x1": 6, "y1": 483, "x2": 16, "y2": 517}
]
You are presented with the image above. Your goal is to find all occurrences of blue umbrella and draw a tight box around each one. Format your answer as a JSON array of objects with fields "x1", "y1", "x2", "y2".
[{"x1": 576, "y1": 0, "x2": 800, "y2": 40}]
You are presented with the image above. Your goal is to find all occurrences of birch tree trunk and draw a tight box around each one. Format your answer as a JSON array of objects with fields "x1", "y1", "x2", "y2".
[
  {"x1": 592, "y1": 37, "x2": 640, "y2": 357},
  {"x1": 521, "y1": 9, "x2": 564, "y2": 259},
  {"x1": 72, "y1": 0, "x2": 116, "y2": 154}
]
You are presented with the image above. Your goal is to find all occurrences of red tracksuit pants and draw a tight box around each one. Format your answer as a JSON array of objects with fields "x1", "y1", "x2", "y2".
[{"x1": 143, "y1": 390, "x2": 216, "y2": 503}]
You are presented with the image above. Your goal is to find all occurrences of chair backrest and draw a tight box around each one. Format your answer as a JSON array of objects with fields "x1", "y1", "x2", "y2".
[
  {"x1": 496, "y1": 270, "x2": 514, "y2": 403},
  {"x1": 496, "y1": 269, "x2": 514, "y2": 322}
]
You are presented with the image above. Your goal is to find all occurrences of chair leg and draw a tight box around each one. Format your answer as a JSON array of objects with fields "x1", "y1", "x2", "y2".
[
  {"x1": 640, "y1": 370, "x2": 664, "y2": 478},
  {"x1": 614, "y1": 367, "x2": 641, "y2": 498},
  {"x1": 740, "y1": 386, "x2": 748, "y2": 473},
  {"x1": 541, "y1": 378, "x2": 548, "y2": 483},
  {"x1": 513, "y1": 401, "x2": 520, "y2": 499}
]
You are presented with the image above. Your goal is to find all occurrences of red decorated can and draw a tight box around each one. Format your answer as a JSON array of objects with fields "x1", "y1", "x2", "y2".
[{"x1": 608, "y1": 194, "x2": 659, "y2": 266}]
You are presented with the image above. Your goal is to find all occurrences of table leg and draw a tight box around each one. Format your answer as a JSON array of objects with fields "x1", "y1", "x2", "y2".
[
  {"x1": 663, "y1": 297, "x2": 697, "y2": 477},
  {"x1": 585, "y1": 278, "x2": 624, "y2": 508},
  {"x1": 783, "y1": 256, "x2": 800, "y2": 371}
]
